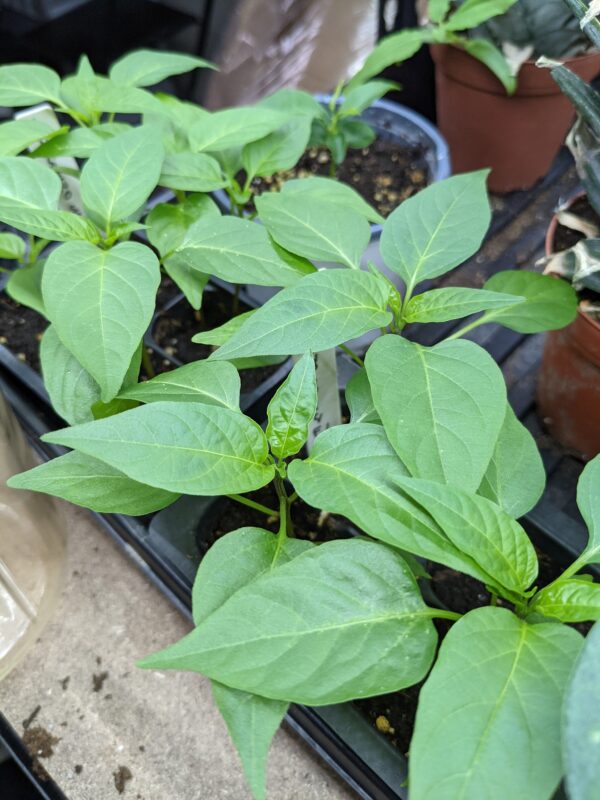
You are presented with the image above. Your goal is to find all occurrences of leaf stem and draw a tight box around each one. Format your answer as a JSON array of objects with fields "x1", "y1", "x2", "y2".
[
  {"x1": 339, "y1": 343, "x2": 364, "y2": 367},
  {"x1": 427, "y1": 608, "x2": 462, "y2": 622},
  {"x1": 443, "y1": 313, "x2": 495, "y2": 342},
  {"x1": 227, "y1": 493, "x2": 279, "y2": 518},
  {"x1": 140, "y1": 346, "x2": 155, "y2": 379}
]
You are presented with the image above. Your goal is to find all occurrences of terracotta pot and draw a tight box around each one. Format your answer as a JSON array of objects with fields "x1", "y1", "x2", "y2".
[
  {"x1": 537, "y1": 196, "x2": 600, "y2": 460},
  {"x1": 431, "y1": 45, "x2": 600, "y2": 192}
]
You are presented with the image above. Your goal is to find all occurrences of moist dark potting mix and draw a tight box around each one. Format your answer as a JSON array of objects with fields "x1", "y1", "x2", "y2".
[{"x1": 0, "y1": 294, "x2": 47, "y2": 372}]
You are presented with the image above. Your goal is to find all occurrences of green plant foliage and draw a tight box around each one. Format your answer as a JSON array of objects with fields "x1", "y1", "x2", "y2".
[
  {"x1": 109, "y1": 49, "x2": 215, "y2": 87},
  {"x1": 266, "y1": 353, "x2": 317, "y2": 459},
  {"x1": 483, "y1": 270, "x2": 579, "y2": 331}
]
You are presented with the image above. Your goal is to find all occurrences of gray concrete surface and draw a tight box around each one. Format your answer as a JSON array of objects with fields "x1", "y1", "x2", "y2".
[{"x1": 0, "y1": 502, "x2": 355, "y2": 800}]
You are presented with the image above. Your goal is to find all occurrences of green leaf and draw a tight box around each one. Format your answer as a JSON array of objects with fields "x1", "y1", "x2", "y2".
[
  {"x1": 340, "y1": 80, "x2": 398, "y2": 115},
  {"x1": 394, "y1": 476, "x2": 538, "y2": 596},
  {"x1": 6, "y1": 450, "x2": 178, "y2": 515},
  {"x1": 288, "y1": 423, "x2": 493, "y2": 583},
  {"x1": 0, "y1": 64, "x2": 61, "y2": 106},
  {"x1": 404, "y1": 286, "x2": 523, "y2": 323},
  {"x1": 146, "y1": 193, "x2": 220, "y2": 257},
  {"x1": 80, "y1": 125, "x2": 164, "y2": 229},
  {"x1": 410, "y1": 607, "x2": 583, "y2": 800},
  {"x1": 158, "y1": 152, "x2": 227, "y2": 193},
  {"x1": 428, "y1": 0, "x2": 452, "y2": 23},
  {"x1": 139, "y1": 538, "x2": 438, "y2": 705},
  {"x1": 6, "y1": 260, "x2": 45, "y2": 316},
  {"x1": 344, "y1": 367, "x2": 380, "y2": 424},
  {"x1": 0, "y1": 232, "x2": 25, "y2": 261},
  {"x1": 119, "y1": 361, "x2": 240, "y2": 410},
  {"x1": 483, "y1": 270, "x2": 578, "y2": 332},
  {"x1": 257, "y1": 88, "x2": 324, "y2": 119},
  {"x1": 380, "y1": 171, "x2": 490, "y2": 291},
  {"x1": 338, "y1": 118, "x2": 376, "y2": 149},
  {"x1": 42, "y1": 241, "x2": 160, "y2": 402},
  {"x1": 563, "y1": 621, "x2": 600, "y2": 800},
  {"x1": 40, "y1": 325, "x2": 99, "y2": 424},
  {"x1": 241, "y1": 118, "x2": 311, "y2": 179},
  {"x1": 266, "y1": 353, "x2": 317, "y2": 458},
  {"x1": 365, "y1": 336, "x2": 506, "y2": 492},
  {"x1": 191, "y1": 310, "x2": 256, "y2": 346},
  {"x1": 31, "y1": 123, "x2": 130, "y2": 159},
  {"x1": 190, "y1": 107, "x2": 288, "y2": 153},
  {"x1": 0, "y1": 156, "x2": 61, "y2": 209},
  {"x1": 478, "y1": 405, "x2": 545, "y2": 518},
  {"x1": 0, "y1": 118, "x2": 57, "y2": 156},
  {"x1": 255, "y1": 191, "x2": 370, "y2": 268},
  {"x1": 211, "y1": 270, "x2": 392, "y2": 361},
  {"x1": 174, "y1": 215, "x2": 313, "y2": 287},
  {"x1": 60, "y1": 74, "x2": 161, "y2": 117},
  {"x1": 0, "y1": 203, "x2": 99, "y2": 243},
  {"x1": 109, "y1": 49, "x2": 215, "y2": 87},
  {"x1": 447, "y1": 0, "x2": 520, "y2": 31},
  {"x1": 281, "y1": 176, "x2": 383, "y2": 224},
  {"x1": 460, "y1": 38, "x2": 517, "y2": 95},
  {"x1": 43, "y1": 401, "x2": 275, "y2": 496},
  {"x1": 163, "y1": 255, "x2": 210, "y2": 311},
  {"x1": 531, "y1": 579, "x2": 600, "y2": 622},
  {"x1": 577, "y1": 455, "x2": 600, "y2": 565},
  {"x1": 347, "y1": 30, "x2": 428, "y2": 90}
]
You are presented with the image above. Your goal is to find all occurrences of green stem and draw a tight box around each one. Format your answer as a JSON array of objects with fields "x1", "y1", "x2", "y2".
[
  {"x1": 227, "y1": 494, "x2": 279, "y2": 518},
  {"x1": 444, "y1": 312, "x2": 498, "y2": 342},
  {"x1": 141, "y1": 346, "x2": 155, "y2": 379},
  {"x1": 339, "y1": 343, "x2": 364, "y2": 367},
  {"x1": 287, "y1": 491, "x2": 298, "y2": 505},
  {"x1": 490, "y1": 591, "x2": 498, "y2": 607},
  {"x1": 427, "y1": 609, "x2": 462, "y2": 622},
  {"x1": 273, "y1": 474, "x2": 293, "y2": 560}
]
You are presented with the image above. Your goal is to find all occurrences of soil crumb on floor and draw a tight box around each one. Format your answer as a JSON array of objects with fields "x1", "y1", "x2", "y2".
[
  {"x1": 114, "y1": 765, "x2": 133, "y2": 794},
  {"x1": 92, "y1": 670, "x2": 109, "y2": 692},
  {"x1": 22, "y1": 725, "x2": 60, "y2": 781}
]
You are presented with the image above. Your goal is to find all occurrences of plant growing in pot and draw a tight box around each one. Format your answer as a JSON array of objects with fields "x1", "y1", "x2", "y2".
[{"x1": 7, "y1": 172, "x2": 590, "y2": 800}]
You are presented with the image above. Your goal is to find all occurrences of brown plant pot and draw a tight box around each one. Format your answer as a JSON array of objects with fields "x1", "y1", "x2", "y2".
[
  {"x1": 431, "y1": 45, "x2": 600, "y2": 192},
  {"x1": 537, "y1": 196, "x2": 600, "y2": 460}
]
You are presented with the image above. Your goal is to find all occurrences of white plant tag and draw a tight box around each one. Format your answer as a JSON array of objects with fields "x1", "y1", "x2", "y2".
[
  {"x1": 15, "y1": 103, "x2": 84, "y2": 215},
  {"x1": 307, "y1": 348, "x2": 342, "y2": 450}
]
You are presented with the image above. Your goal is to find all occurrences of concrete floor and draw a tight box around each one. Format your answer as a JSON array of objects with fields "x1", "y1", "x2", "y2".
[{"x1": 0, "y1": 501, "x2": 355, "y2": 800}]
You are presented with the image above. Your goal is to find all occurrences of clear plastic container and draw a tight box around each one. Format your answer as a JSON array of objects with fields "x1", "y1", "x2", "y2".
[{"x1": 0, "y1": 392, "x2": 66, "y2": 681}]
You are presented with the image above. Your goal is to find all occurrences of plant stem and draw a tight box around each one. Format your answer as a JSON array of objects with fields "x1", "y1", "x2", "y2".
[
  {"x1": 339, "y1": 343, "x2": 364, "y2": 367},
  {"x1": 428, "y1": 609, "x2": 462, "y2": 622},
  {"x1": 232, "y1": 283, "x2": 241, "y2": 316},
  {"x1": 140, "y1": 346, "x2": 155, "y2": 379},
  {"x1": 287, "y1": 491, "x2": 298, "y2": 505},
  {"x1": 227, "y1": 494, "x2": 279, "y2": 517},
  {"x1": 490, "y1": 591, "x2": 498, "y2": 607},
  {"x1": 444, "y1": 312, "x2": 497, "y2": 342}
]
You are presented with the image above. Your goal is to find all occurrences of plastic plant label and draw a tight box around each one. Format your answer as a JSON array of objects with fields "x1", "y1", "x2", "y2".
[{"x1": 306, "y1": 348, "x2": 342, "y2": 450}]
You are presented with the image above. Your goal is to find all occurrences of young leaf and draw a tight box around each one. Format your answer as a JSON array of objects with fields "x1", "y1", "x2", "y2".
[
  {"x1": 211, "y1": 270, "x2": 392, "y2": 361},
  {"x1": 339, "y1": 80, "x2": 398, "y2": 116},
  {"x1": 344, "y1": 367, "x2": 380, "y2": 424},
  {"x1": 242, "y1": 118, "x2": 311, "y2": 179},
  {"x1": 563, "y1": 621, "x2": 600, "y2": 800},
  {"x1": 191, "y1": 311, "x2": 256, "y2": 346},
  {"x1": 6, "y1": 261, "x2": 46, "y2": 317},
  {"x1": 404, "y1": 286, "x2": 523, "y2": 323},
  {"x1": 531, "y1": 579, "x2": 600, "y2": 622},
  {"x1": 158, "y1": 152, "x2": 227, "y2": 193},
  {"x1": 380, "y1": 171, "x2": 490, "y2": 291},
  {"x1": 0, "y1": 205, "x2": 99, "y2": 243},
  {"x1": 0, "y1": 232, "x2": 25, "y2": 261},
  {"x1": 80, "y1": 125, "x2": 164, "y2": 230},
  {"x1": 346, "y1": 30, "x2": 428, "y2": 90},
  {"x1": 483, "y1": 270, "x2": 578, "y2": 332},
  {"x1": 281, "y1": 176, "x2": 383, "y2": 224},
  {"x1": 146, "y1": 193, "x2": 220, "y2": 257},
  {"x1": 42, "y1": 241, "x2": 160, "y2": 402},
  {"x1": 410, "y1": 607, "x2": 583, "y2": 800},
  {"x1": 446, "y1": 0, "x2": 520, "y2": 31},
  {"x1": 478, "y1": 405, "x2": 545, "y2": 518},
  {"x1": 266, "y1": 353, "x2": 317, "y2": 458},
  {"x1": 109, "y1": 49, "x2": 215, "y2": 87},
  {"x1": 576, "y1": 455, "x2": 600, "y2": 566},
  {"x1": 163, "y1": 256, "x2": 210, "y2": 311},
  {"x1": 7, "y1": 450, "x2": 178, "y2": 515},
  {"x1": 393, "y1": 476, "x2": 538, "y2": 596},
  {"x1": 255, "y1": 191, "x2": 370, "y2": 268},
  {"x1": 59, "y1": 73, "x2": 161, "y2": 116},
  {"x1": 0, "y1": 64, "x2": 61, "y2": 106},
  {"x1": 0, "y1": 155, "x2": 61, "y2": 209},
  {"x1": 174, "y1": 215, "x2": 308, "y2": 287},
  {"x1": 365, "y1": 336, "x2": 506, "y2": 492},
  {"x1": 190, "y1": 107, "x2": 288, "y2": 153},
  {"x1": 460, "y1": 38, "x2": 517, "y2": 95},
  {"x1": 139, "y1": 538, "x2": 438, "y2": 705},
  {"x1": 43, "y1": 401, "x2": 274, "y2": 496},
  {"x1": 31, "y1": 123, "x2": 130, "y2": 159},
  {"x1": 119, "y1": 361, "x2": 240, "y2": 410},
  {"x1": 257, "y1": 88, "x2": 324, "y2": 119},
  {"x1": 0, "y1": 118, "x2": 57, "y2": 156},
  {"x1": 428, "y1": 0, "x2": 452, "y2": 23}
]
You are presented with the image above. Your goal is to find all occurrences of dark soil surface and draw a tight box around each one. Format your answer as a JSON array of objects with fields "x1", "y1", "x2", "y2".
[
  {"x1": 22, "y1": 725, "x2": 60, "y2": 781},
  {"x1": 151, "y1": 286, "x2": 281, "y2": 393},
  {"x1": 0, "y1": 294, "x2": 47, "y2": 371},
  {"x1": 245, "y1": 140, "x2": 429, "y2": 218}
]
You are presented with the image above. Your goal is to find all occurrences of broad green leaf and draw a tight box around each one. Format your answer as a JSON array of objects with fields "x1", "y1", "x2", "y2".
[
  {"x1": 281, "y1": 176, "x2": 383, "y2": 224},
  {"x1": 0, "y1": 232, "x2": 25, "y2": 261},
  {"x1": 43, "y1": 401, "x2": 274, "y2": 496},
  {"x1": 447, "y1": 0, "x2": 520, "y2": 31},
  {"x1": 460, "y1": 38, "x2": 517, "y2": 95},
  {"x1": 80, "y1": 126, "x2": 164, "y2": 229},
  {"x1": 483, "y1": 270, "x2": 578, "y2": 332},
  {"x1": 577, "y1": 455, "x2": 600, "y2": 565},
  {"x1": 266, "y1": 353, "x2": 317, "y2": 458},
  {"x1": 478, "y1": 405, "x2": 545, "y2": 518},
  {"x1": 410, "y1": 607, "x2": 583, "y2": 800},
  {"x1": 380, "y1": 171, "x2": 490, "y2": 290},
  {"x1": 119, "y1": 361, "x2": 240, "y2": 410},
  {"x1": 32, "y1": 123, "x2": 130, "y2": 159},
  {"x1": 174, "y1": 215, "x2": 311, "y2": 287},
  {"x1": 190, "y1": 107, "x2": 288, "y2": 153},
  {"x1": 0, "y1": 64, "x2": 61, "y2": 106},
  {"x1": 257, "y1": 88, "x2": 323, "y2": 119},
  {"x1": 347, "y1": 30, "x2": 428, "y2": 90},
  {"x1": 242, "y1": 118, "x2": 311, "y2": 179},
  {"x1": 40, "y1": 324, "x2": 100, "y2": 424},
  {"x1": 340, "y1": 80, "x2": 397, "y2": 115},
  {"x1": 394, "y1": 476, "x2": 538, "y2": 596},
  {"x1": 60, "y1": 74, "x2": 161, "y2": 116},
  {"x1": 159, "y1": 152, "x2": 227, "y2": 192},
  {"x1": 211, "y1": 270, "x2": 392, "y2": 361},
  {"x1": 563, "y1": 621, "x2": 600, "y2": 800},
  {"x1": 191, "y1": 310, "x2": 256, "y2": 346},
  {"x1": 288, "y1": 423, "x2": 494, "y2": 584},
  {"x1": 531, "y1": 579, "x2": 600, "y2": 622},
  {"x1": 0, "y1": 156, "x2": 61, "y2": 209},
  {"x1": 109, "y1": 49, "x2": 215, "y2": 87},
  {"x1": 42, "y1": 241, "x2": 160, "y2": 402},
  {"x1": 163, "y1": 255, "x2": 210, "y2": 310},
  {"x1": 365, "y1": 336, "x2": 506, "y2": 492},
  {"x1": 428, "y1": 0, "x2": 452, "y2": 23},
  {"x1": 344, "y1": 367, "x2": 380, "y2": 424},
  {"x1": 0, "y1": 118, "x2": 57, "y2": 156},
  {"x1": 7, "y1": 450, "x2": 178, "y2": 515},
  {"x1": 404, "y1": 286, "x2": 523, "y2": 323},
  {"x1": 255, "y1": 191, "x2": 370, "y2": 268},
  {"x1": 0, "y1": 203, "x2": 99, "y2": 243},
  {"x1": 146, "y1": 193, "x2": 220, "y2": 257},
  {"x1": 139, "y1": 538, "x2": 438, "y2": 705}
]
